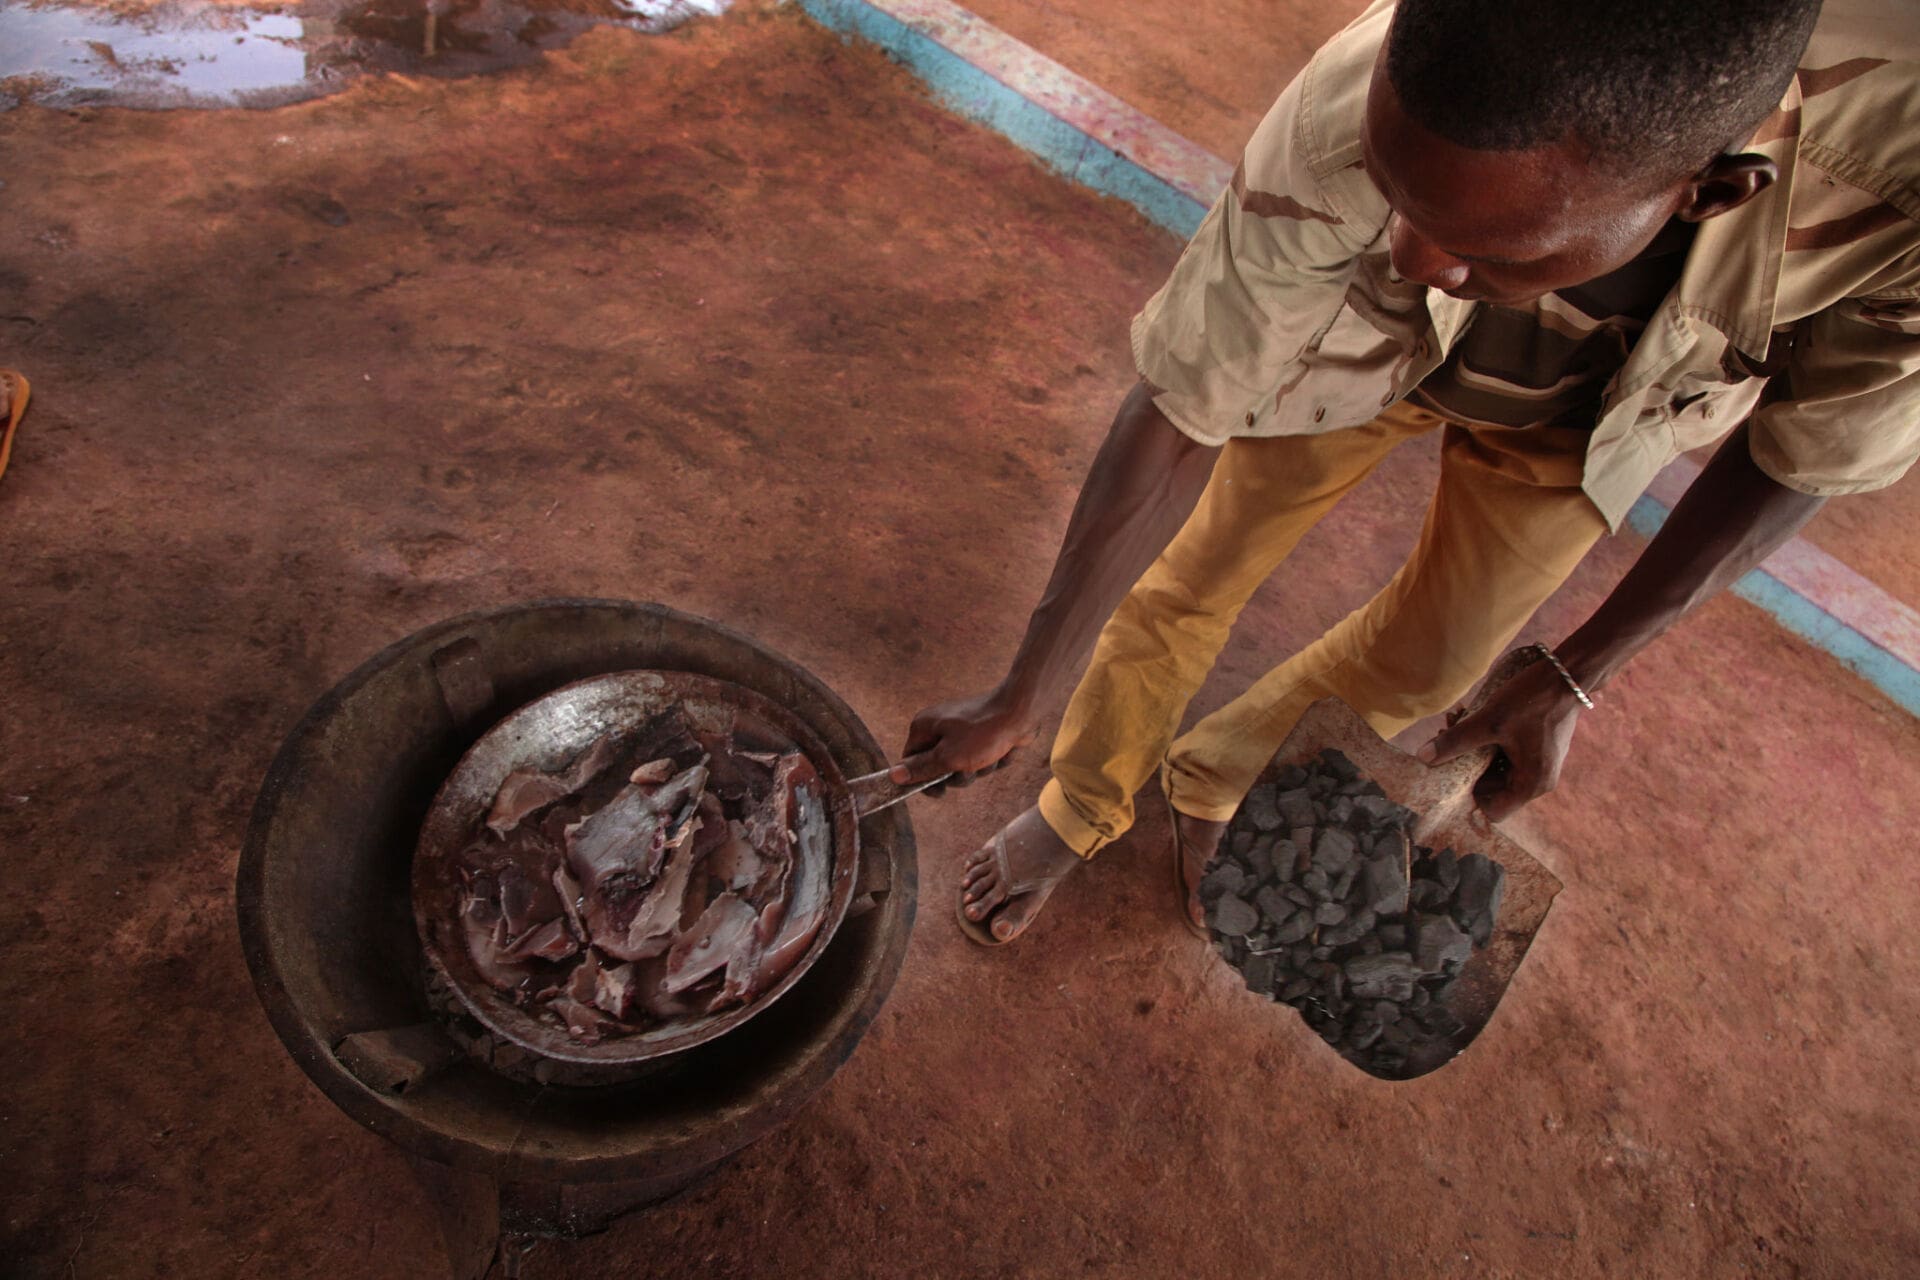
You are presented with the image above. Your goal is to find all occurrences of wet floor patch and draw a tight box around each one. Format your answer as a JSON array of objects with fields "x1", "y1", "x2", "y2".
[{"x1": 0, "y1": 0, "x2": 728, "y2": 109}]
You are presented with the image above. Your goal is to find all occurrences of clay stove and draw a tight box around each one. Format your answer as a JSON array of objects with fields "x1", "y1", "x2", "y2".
[{"x1": 236, "y1": 600, "x2": 917, "y2": 1277}]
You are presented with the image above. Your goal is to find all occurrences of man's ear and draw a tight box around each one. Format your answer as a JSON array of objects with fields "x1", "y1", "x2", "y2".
[{"x1": 1676, "y1": 153, "x2": 1779, "y2": 223}]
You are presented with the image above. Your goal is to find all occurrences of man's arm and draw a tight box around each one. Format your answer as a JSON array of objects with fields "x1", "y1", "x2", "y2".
[
  {"x1": 890, "y1": 382, "x2": 1221, "y2": 786},
  {"x1": 1425, "y1": 420, "x2": 1827, "y2": 820}
]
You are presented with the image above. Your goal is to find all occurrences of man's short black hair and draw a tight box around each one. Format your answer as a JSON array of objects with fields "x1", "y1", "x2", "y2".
[{"x1": 1385, "y1": 0, "x2": 1822, "y2": 179}]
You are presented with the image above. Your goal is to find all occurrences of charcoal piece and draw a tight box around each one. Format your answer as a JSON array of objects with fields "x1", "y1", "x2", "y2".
[
  {"x1": 1301, "y1": 868, "x2": 1331, "y2": 899},
  {"x1": 1327, "y1": 796, "x2": 1354, "y2": 825},
  {"x1": 1358, "y1": 935, "x2": 1384, "y2": 956},
  {"x1": 1199, "y1": 861, "x2": 1248, "y2": 904},
  {"x1": 1371, "y1": 1000, "x2": 1401, "y2": 1023},
  {"x1": 1330, "y1": 865, "x2": 1358, "y2": 902},
  {"x1": 1274, "y1": 910, "x2": 1314, "y2": 944},
  {"x1": 1312, "y1": 828, "x2": 1358, "y2": 873},
  {"x1": 1370, "y1": 1049, "x2": 1409, "y2": 1076},
  {"x1": 1346, "y1": 1018, "x2": 1384, "y2": 1050},
  {"x1": 1311, "y1": 944, "x2": 1333, "y2": 961},
  {"x1": 1210, "y1": 894, "x2": 1260, "y2": 937},
  {"x1": 1254, "y1": 885, "x2": 1294, "y2": 928},
  {"x1": 1344, "y1": 952, "x2": 1419, "y2": 1001},
  {"x1": 1361, "y1": 853, "x2": 1411, "y2": 916},
  {"x1": 1229, "y1": 829, "x2": 1254, "y2": 858},
  {"x1": 1378, "y1": 1021, "x2": 1412, "y2": 1050},
  {"x1": 1408, "y1": 879, "x2": 1449, "y2": 910},
  {"x1": 1406, "y1": 981, "x2": 1429, "y2": 1008},
  {"x1": 1352, "y1": 794, "x2": 1407, "y2": 827},
  {"x1": 1273, "y1": 765, "x2": 1308, "y2": 789},
  {"x1": 1434, "y1": 847, "x2": 1460, "y2": 892},
  {"x1": 1275, "y1": 788, "x2": 1317, "y2": 828},
  {"x1": 1318, "y1": 908, "x2": 1375, "y2": 947},
  {"x1": 1271, "y1": 839, "x2": 1297, "y2": 873},
  {"x1": 1412, "y1": 1004, "x2": 1464, "y2": 1037},
  {"x1": 1241, "y1": 786, "x2": 1284, "y2": 832},
  {"x1": 1426, "y1": 976, "x2": 1459, "y2": 1003},
  {"x1": 1241, "y1": 953, "x2": 1279, "y2": 997},
  {"x1": 1289, "y1": 943, "x2": 1315, "y2": 969},
  {"x1": 1336, "y1": 778, "x2": 1376, "y2": 798},
  {"x1": 1377, "y1": 923, "x2": 1407, "y2": 950},
  {"x1": 1283, "y1": 885, "x2": 1314, "y2": 909},
  {"x1": 1246, "y1": 839, "x2": 1276, "y2": 882},
  {"x1": 1319, "y1": 749, "x2": 1360, "y2": 783},
  {"x1": 1413, "y1": 913, "x2": 1473, "y2": 974},
  {"x1": 1313, "y1": 902, "x2": 1348, "y2": 926},
  {"x1": 1456, "y1": 855, "x2": 1507, "y2": 946},
  {"x1": 1278, "y1": 977, "x2": 1313, "y2": 1003}
]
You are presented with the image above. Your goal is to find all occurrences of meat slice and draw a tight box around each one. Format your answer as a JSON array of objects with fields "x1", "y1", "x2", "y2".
[
  {"x1": 744, "y1": 752, "x2": 816, "y2": 910},
  {"x1": 552, "y1": 862, "x2": 588, "y2": 941},
  {"x1": 500, "y1": 917, "x2": 578, "y2": 963},
  {"x1": 593, "y1": 961, "x2": 641, "y2": 1020},
  {"x1": 496, "y1": 862, "x2": 562, "y2": 940},
  {"x1": 563, "y1": 762, "x2": 709, "y2": 895},
  {"x1": 708, "y1": 819, "x2": 765, "y2": 894},
  {"x1": 589, "y1": 812, "x2": 705, "y2": 962},
  {"x1": 706, "y1": 928, "x2": 767, "y2": 1013},
  {"x1": 628, "y1": 757, "x2": 676, "y2": 785},
  {"x1": 484, "y1": 734, "x2": 621, "y2": 835},
  {"x1": 663, "y1": 893, "x2": 760, "y2": 994},
  {"x1": 460, "y1": 892, "x2": 530, "y2": 993}
]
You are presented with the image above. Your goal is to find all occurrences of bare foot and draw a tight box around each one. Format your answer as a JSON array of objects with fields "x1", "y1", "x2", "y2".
[
  {"x1": 1175, "y1": 811, "x2": 1227, "y2": 930},
  {"x1": 958, "y1": 806, "x2": 1082, "y2": 943}
]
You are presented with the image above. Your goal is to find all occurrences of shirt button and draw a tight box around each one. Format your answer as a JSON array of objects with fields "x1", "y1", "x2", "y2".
[
  {"x1": 1313, "y1": 406, "x2": 1327, "y2": 422},
  {"x1": 1245, "y1": 410, "x2": 1256, "y2": 427}
]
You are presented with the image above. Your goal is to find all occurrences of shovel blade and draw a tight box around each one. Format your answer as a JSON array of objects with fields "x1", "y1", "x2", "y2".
[{"x1": 1257, "y1": 695, "x2": 1562, "y2": 1080}]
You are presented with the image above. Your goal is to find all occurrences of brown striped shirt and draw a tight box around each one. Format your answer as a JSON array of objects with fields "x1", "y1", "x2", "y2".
[{"x1": 1414, "y1": 220, "x2": 1696, "y2": 430}]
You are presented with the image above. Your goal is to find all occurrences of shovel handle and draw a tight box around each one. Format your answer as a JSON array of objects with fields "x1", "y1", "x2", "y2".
[{"x1": 846, "y1": 767, "x2": 952, "y2": 818}]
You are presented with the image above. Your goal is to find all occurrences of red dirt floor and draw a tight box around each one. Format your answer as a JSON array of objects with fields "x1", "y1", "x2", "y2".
[{"x1": 3, "y1": 5, "x2": 1918, "y2": 1278}]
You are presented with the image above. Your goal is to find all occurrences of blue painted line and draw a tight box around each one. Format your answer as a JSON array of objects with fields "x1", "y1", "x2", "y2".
[
  {"x1": 796, "y1": 0, "x2": 1209, "y2": 237},
  {"x1": 1628, "y1": 495, "x2": 1920, "y2": 716}
]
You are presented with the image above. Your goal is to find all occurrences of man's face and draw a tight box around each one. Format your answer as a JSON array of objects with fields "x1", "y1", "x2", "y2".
[{"x1": 1360, "y1": 66, "x2": 1688, "y2": 307}]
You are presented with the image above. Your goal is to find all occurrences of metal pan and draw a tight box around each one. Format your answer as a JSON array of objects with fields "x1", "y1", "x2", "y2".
[{"x1": 412, "y1": 669, "x2": 933, "y2": 1069}]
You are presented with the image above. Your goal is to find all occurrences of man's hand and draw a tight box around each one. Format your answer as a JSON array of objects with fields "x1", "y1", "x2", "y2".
[
  {"x1": 1420, "y1": 654, "x2": 1585, "y2": 823},
  {"x1": 890, "y1": 689, "x2": 1038, "y2": 795}
]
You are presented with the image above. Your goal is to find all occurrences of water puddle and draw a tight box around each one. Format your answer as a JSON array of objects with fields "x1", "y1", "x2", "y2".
[{"x1": 0, "y1": 0, "x2": 728, "y2": 110}]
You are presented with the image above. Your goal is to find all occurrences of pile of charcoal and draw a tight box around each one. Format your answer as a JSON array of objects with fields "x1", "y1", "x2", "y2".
[{"x1": 1200, "y1": 748, "x2": 1507, "y2": 1078}]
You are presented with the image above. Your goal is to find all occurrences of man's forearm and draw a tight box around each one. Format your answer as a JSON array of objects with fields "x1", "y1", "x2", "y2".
[
  {"x1": 997, "y1": 381, "x2": 1221, "y2": 710},
  {"x1": 1557, "y1": 421, "x2": 1826, "y2": 692}
]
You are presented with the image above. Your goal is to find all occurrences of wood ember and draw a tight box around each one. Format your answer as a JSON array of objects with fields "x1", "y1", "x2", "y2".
[
  {"x1": 445, "y1": 705, "x2": 826, "y2": 1045},
  {"x1": 1202, "y1": 748, "x2": 1506, "y2": 1078}
]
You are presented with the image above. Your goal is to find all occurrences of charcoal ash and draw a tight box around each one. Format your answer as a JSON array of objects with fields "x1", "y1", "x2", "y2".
[{"x1": 1201, "y1": 748, "x2": 1508, "y2": 1079}]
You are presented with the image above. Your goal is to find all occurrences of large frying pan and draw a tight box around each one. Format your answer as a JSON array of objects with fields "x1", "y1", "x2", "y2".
[{"x1": 412, "y1": 669, "x2": 933, "y2": 1069}]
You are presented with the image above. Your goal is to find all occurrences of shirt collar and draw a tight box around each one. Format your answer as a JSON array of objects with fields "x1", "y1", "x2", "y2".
[{"x1": 1671, "y1": 74, "x2": 1803, "y2": 359}]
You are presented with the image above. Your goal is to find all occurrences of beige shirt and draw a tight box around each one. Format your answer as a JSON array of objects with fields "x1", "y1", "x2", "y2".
[{"x1": 1132, "y1": 0, "x2": 1920, "y2": 531}]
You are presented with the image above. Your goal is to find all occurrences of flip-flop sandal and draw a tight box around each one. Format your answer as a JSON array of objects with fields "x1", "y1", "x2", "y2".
[
  {"x1": 1160, "y1": 762, "x2": 1209, "y2": 939},
  {"x1": 1170, "y1": 816, "x2": 1209, "y2": 940},
  {"x1": 955, "y1": 827, "x2": 1073, "y2": 947},
  {"x1": 0, "y1": 370, "x2": 29, "y2": 485}
]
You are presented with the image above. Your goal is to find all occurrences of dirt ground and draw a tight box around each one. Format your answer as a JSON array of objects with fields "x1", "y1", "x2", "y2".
[{"x1": 3, "y1": 4, "x2": 1919, "y2": 1277}]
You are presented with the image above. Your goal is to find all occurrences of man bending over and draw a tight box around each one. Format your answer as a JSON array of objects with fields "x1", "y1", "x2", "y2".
[{"x1": 894, "y1": 0, "x2": 1920, "y2": 943}]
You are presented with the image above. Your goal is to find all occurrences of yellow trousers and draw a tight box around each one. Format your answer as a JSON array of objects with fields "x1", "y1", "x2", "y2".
[{"x1": 1037, "y1": 401, "x2": 1609, "y2": 856}]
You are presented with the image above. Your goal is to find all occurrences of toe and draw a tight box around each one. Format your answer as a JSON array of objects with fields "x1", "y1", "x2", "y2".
[
  {"x1": 989, "y1": 885, "x2": 1047, "y2": 941},
  {"x1": 965, "y1": 878, "x2": 1007, "y2": 920}
]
